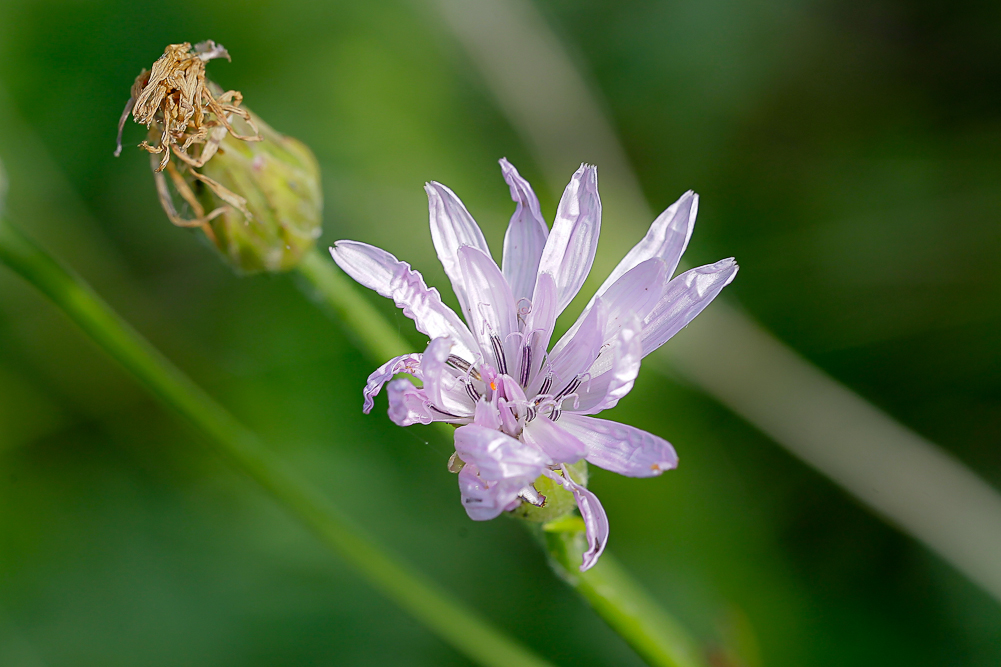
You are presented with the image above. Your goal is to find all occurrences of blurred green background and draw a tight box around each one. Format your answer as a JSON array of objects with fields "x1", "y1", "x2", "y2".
[{"x1": 1, "y1": 0, "x2": 1000, "y2": 665}]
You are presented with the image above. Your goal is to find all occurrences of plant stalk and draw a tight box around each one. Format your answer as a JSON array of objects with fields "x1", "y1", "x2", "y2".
[{"x1": 0, "y1": 217, "x2": 555, "y2": 667}]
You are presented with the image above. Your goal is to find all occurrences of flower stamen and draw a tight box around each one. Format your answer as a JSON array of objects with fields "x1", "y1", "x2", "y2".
[{"x1": 490, "y1": 334, "x2": 508, "y2": 375}]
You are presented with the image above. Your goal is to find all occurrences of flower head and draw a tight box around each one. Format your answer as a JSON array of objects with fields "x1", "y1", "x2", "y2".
[
  {"x1": 116, "y1": 41, "x2": 322, "y2": 274},
  {"x1": 331, "y1": 160, "x2": 737, "y2": 570}
]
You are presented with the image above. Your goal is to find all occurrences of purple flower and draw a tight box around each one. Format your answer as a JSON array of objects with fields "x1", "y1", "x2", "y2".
[{"x1": 331, "y1": 160, "x2": 737, "y2": 571}]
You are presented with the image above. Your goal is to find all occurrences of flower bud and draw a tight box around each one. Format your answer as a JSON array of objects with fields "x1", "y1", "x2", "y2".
[
  {"x1": 192, "y1": 108, "x2": 322, "y2": 273},
  {"x1": 117, "y1": 41, "x2": 322, "y2": 274}
]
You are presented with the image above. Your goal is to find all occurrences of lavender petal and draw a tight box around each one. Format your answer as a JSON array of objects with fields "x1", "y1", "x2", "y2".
[
  {"x1": 457, "y1": 246, "x2": 519, "y2": 372},
  {"x1": 546, "y1": 465, "x2": 609, "y2": 571},
  {"x1": 640, "y1": 258, "x2": 739, "y2": 357},
  {"x1": 362, "y1": 353, "x2": 422, "y2": 414},
  {"x1": 551, "y1": 257, "x2": 666, "y2": 358},
  {"x1": 540, "y1": 297, "x2": 606, "y2": 394},
  {"x1": 386, "y1": 378, "x2": 434, "y2": 426},
  {"x1": 330, "y1": 241, "x2": 477, "y2": 358},
  {"x1": 596, "y1": 190, "x2": 698, "y2": 296},
  {"x1": 454, "y1": 424, "x2": 549, "y2": 483},
  {"x1": 500, "y1": 158, "x2": 549, "y2": 302},
  {"x1": 557, "y1": 413, "x2": 678, "y2": 478},
  {"x1": 537, "y1": 164, "x2": 601, "y2": 315},
  {"x1": 426, "y1": 181, "x2": 492, "y2": 314},
  {"x1": 521, "y1": 415, "x2": 586, "y2": 464},
  {"x1": 458, "y1": 463, "x2": 525, "y2": 521},
  {"x1": 573, "y1": 313, "x2": 643, "y2": 414}
]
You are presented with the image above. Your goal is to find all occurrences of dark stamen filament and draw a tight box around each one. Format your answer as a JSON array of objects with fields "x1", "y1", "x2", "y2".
[
  {"x1": 555, "y1": 376, "x2": 581, "y2": 402},
  {"x1": 430, "y1": 405, "x2": 461, "y2": 419},
  {"x1": 465, "y1": 382, "x2": 481, "y2": 403},
  {"x1": 446, "y1": 355, "x2": 471, "y2": 373},
  {"x1": 539, "y1": 372, "x2": 553, "y2": 397},
  {"x1": 490, "y1": 334, "x2": 508, "y2": 375},
  {"x1": 519, "y1": 345, "x2": 532, "y2": 387}
]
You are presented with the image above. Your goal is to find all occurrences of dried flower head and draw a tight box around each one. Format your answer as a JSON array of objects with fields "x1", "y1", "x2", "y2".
[
  {"x1": 115, "y1": 41, "x2": 258, "y2": 168},
  {"x1": 117, "y1": 41, "x2": 322, "y2": 274}
]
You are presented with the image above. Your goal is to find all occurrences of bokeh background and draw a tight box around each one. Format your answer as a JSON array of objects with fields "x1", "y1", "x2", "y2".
[{"x1": 1, "y1": 0, "x2": 1000, "y2": 665}]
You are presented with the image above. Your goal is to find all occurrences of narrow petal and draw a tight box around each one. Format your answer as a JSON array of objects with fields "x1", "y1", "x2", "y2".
[
  {"x1": 518, "y1": 272, "x2": 558, "y2": 388},
  {"x1": 362, "y1": 353, "x2": 422, "y2": 414},
  {"x1": 330, "y1": 241, "x2": 477, "y2": 359},
  {"x1": 537, "y1": 164, "x2": 601, "y2": 315},
  {"x1": 539, "y1": 298, "x2": 606, "y2": 394},
  {"x1": 641, "y1": 258, "x2": 739, "y2": 357},
  {"x1": 454, "y1": 424, "x2": 548, "y2": 483},
  {"x1": 420, "y1": 337, "x2": 453, "y2": 410},
  {"x1": 557, "y1": 413, "x2": 678, "y2": 477},
  {"x1": 550, "y1": 258, "x2": 666, "y2": 358},
  {"x1": 572, "y1": 313, "x2": 643, "y2": 414},
  {"x1": 458, "y1": 463, "x2": 524, "y2": 521},
  {"x1": 595, "y1": 191, "x2": 698, "y2": 296},
  {"x1": 426, "y1": 182, "x2": 492, "y2": 313},
  {"x1": 457, "y1": 245, "x2": 519, "y2": 374},
  {"x1": 545, "y1": 465, "x2": 609, "y2": 571},
  {"x1": 522, "y1": 415, "x2": 586, "y2": 464},
  {"x1": 598, "y1": 259, "x2": 667, "y2": 341},
  {"x1": 500, "y1": 158, "x2": 549, "y2": 302}
]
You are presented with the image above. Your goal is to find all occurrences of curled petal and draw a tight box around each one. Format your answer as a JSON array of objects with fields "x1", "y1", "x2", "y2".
[
  {"x1": 557, "y1": 413, "x2": 678, "y2": 478},
  {"x1": 537, "y1": 164, "x2": 601, "y2": 315},
  {"x1": 454, "y1": 424, "x2": 548, "y2": 483},
  {"x1": 426, "y1": 182, "x2": 492, "y2": 313},
  {"x1": 641, "y1": 258, "x2": 738, "y2": 357},
  {"x1": 596, "y1": 190, "x2": 698, "y2": 295},
  {"x1": 330, "y1": 241, "x2": 477, "y2": 358},
  {"x1": 545, "y1": 465, "x2": 609, "y2": 571},
  {"x1": 521, "y1": 415, "x2": 586, "y2": 464},
  {"x1": 458, "y1": 463, "x2": 524, "y2": 521},
  {"x1": 386, "y1": 378, "x2": 433, "y2": 426},
  {"x1": 363, "y1": 353, "x2": 422, "y2": 414},
  {"x1": 500, "y1": 158, "x2": 549, "y2": 302}
]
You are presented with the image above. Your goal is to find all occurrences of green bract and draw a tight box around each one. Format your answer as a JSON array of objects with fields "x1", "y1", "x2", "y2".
[{"x1": 196, "y1": 111, "x2": 322, "y2": 274}]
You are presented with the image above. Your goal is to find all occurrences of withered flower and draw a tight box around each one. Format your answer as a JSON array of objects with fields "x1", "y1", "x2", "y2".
[{"x1": 117, "y1": 41, "x2": 322, "y2": 274}]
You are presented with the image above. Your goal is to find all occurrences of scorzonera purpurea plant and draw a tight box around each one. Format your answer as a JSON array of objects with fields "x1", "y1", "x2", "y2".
[{"x1": 332, "y1": 159, "x2": 737, "y2": 570}]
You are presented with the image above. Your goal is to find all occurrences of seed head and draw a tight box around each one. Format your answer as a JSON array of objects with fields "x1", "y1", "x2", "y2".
[{"x1": 117, "y1": 41, "x2": 322, "y2": 274}]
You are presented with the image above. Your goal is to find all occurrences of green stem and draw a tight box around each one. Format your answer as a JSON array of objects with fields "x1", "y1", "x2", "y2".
[
  {"x1": 297, "y1": 247, "x2": 412, "y2": 361},
  {"x1": 537, "y1": 520, "x2": 704, "y2": 667},
  {"x1": 0, "y1": 217, "x2": 555, "y2": 667},
  {"x1": 295, "y1": 247, "x2": 708, "y2": 667}
]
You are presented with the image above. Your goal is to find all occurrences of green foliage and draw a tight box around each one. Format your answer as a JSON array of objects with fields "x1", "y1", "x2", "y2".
[{"x1": 0, "y1": 0, "x2": 1000, "y2": 665}]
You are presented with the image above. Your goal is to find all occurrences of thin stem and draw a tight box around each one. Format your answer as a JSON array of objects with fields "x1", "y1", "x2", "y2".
[
  {"x1": 297, "y1": 247, "x2": 412, "y2": 362},
  {"x1": 0, "y1": 217, "x2": 555, "y2": 667},
  {"x1": 295, "y1": 246, "x2": 708, "y2": 667},
  {"x1": 536, "y1": 520, "x2": 704, "y2": 667}
]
